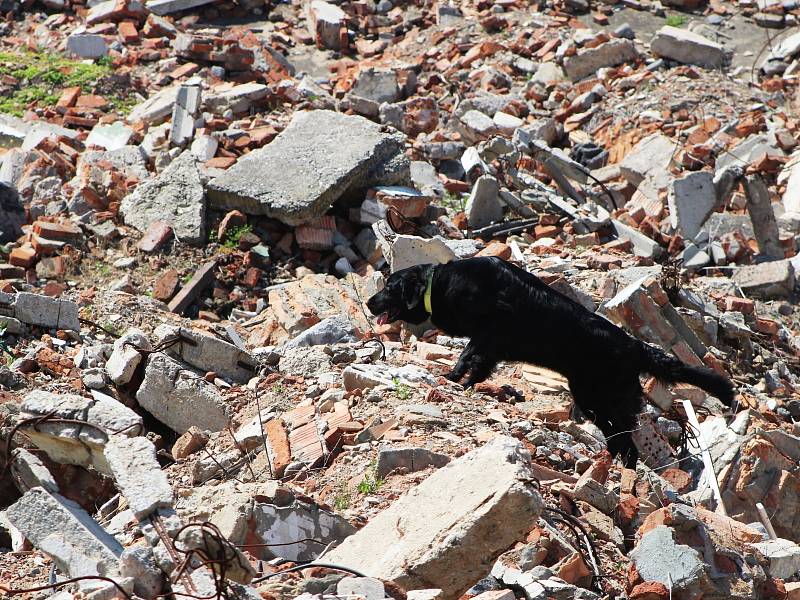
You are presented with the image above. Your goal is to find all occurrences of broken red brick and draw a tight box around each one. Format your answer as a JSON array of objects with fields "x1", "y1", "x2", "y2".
[
  {"x1": 218, "y1": 210, "x2": 247, "y2": 242},
  {"x1": 205, "y1": 156, "x2": 237, "y2": 169},
  {"x1": 264, "y1": 418, "x2": 291, "y2": 477},
  {"x1": 56, "y1": 86, "x2": 82, "y2": 110},
  {"x1": 723, "y1": 296, "x2": 754, "y2": 314},
  {"x1": 153, "y1": 269, "x2": 180, "y2": 302},
  {"x1": 9, "y1": 246, "x2": 37, "y2": 269},
  {"x1": 33, "y1": 221, "x2": 82, "y2": 242},
  {"x1": 137, "y1": 221, "x2": 173, "y2": 253},
  {"x1": 755, "y1": 317, "x2": 779, "y2": 336},
  {"x1": 629, "y1": 581, "x2": 669, "y2": 600},
  {"x1": 118, "y1": 21, "x2": 139, "y2": 43},
  {"x1": 477, "y1": 242, "x2": 512, "y2": 260}
]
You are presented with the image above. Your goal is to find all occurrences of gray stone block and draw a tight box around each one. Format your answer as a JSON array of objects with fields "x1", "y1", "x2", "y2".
[
  {"x1": 207, "y1": 110, "x2": 406, "y2": 225},
  {"x1": 7, "y1": 487, "x2": 123, "y2": 578},
  {"x1": 14, "y1": 292, "x2": 80, "y2": 331},
  {"x1": 136, "y1": 352, "x2": 231, "y2": 433},
  {"x1": 325, "y1": 436, "x2": 543, "y2": 600}
]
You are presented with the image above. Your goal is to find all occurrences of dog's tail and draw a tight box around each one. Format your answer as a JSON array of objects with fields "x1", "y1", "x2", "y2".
[{"x1": 639, "y1": 342, "x2": 734, "y2": 406}]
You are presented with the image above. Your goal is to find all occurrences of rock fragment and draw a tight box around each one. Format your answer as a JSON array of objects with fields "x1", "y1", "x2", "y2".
[
  {"x1": 326, "y1": 436, "x2": 543, "y2": 599},
  {"x1": 120, "y1": 151, "x2": 206, "y2": 245}
]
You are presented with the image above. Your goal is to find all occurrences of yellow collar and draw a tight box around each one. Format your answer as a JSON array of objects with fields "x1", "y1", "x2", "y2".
[{"x1": 423, "y1": 268, "x2": 434, "y2": 315}]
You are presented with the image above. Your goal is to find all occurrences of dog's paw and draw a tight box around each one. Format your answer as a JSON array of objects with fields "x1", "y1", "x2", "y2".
[{"x1": 444, "y1": 370, "x2": 463, "y2": 382}]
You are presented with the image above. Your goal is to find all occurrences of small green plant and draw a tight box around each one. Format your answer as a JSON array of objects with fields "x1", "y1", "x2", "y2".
[
  {"x1": 0, "y1": 50, "x2": 113, "y2": 116},
  {"x1": 357, "y1": 462, "x2": 384, "y2": 495},
  {"x1": 392, "y1": 377, "x2": 412, "y2": 401},
  {"x1": 222, "y1": 224, "x2": 253, "y2": 249},
  {"x1": 333, "y1": 483, "x2": 351, "y2": 510},
  {"x1": 108, "y1": 94, "x2": 138, "y2": 117},
  {"x1": 181, "y1": 273, "x2": 192, "y2": 284},
  {"x1": 665, "y1": 14, "x2": 687, "y2": 27},
  {"x1": 440, "y1": 191, "x2": 466, "y2": 214},
  {"x1": 97, "y1": 264, "x2": 111, "y2": 277},
  {"x1": 271, "y1": 384, "x2": 284, "y2": 395},
  {"x1": 102, "y1": 321, "x2": 121, "y2": 336}
]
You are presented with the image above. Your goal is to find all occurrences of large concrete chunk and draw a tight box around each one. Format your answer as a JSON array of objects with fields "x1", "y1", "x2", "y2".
[
  {"x1": 7, "y1": 487, "x2": 123, "y2": 578},
  {"x1": 120, "y1": 151, "x2": 206, "y2": 245},
  {"x1": 731, "y1": 259, "x2": 795, "y2": 299},
  {"x1": 126, "y1": 84, "x2": 181, "y2": 125},
  {"x1": 630, "y1": 526, "x2": 708, "y2": 593},
  {"x1": 466, "y1": 175, "x2": 503, "y2": 229},
  {"x1": 106, "y1": 329, "x2": 152, "y2": 385},
  {"x1": 20, "y1": 390, "x2": 143, "y2": 476},
  {"x1": 619, "y1": 134, "x2": 676, "y2": 188},
  {"x1": 136, "y1": 352, "x2": 232, "y2": 434},
  {"x1": 563, "y1": 39, "x2": 639, "y2": 81},
  {"x1": 15, "y1": 292, "x2": 80, "y2": 331},
  {"x1": 306, "y1": 0, "x2": 347, "y2": 50},
  {"x1": 146, "y1": 0, "x2": 215, "y2": 14},
  {"x1": 104, "y1": 436, "x2": 173, "y2": 520},
  {"x1": 750, "y1": 538, "x2": 800, "y2": 579},
  {"x1": 207, "y1": 110, "x2": 407, "y2": 225},
  {"x1": 667, "y1": 171, "x2": 717, "y2": 240},
  {"x1": 326, "y1": 436, "x2": 543, "y2": 600},
  {"x1": 153, "y1": 324, "x2": 258, "y2": 384},
  {"x1": 650, "y1": 26, "x2": 727, "y2": 69},
  {"x1": 203, "y1": 82, "x2": 269, "y2": 115}
]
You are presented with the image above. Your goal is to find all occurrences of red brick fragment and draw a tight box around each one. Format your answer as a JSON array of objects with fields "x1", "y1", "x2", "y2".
[{"x1": 137, "y1": 221, "x2": 173, "y2": 253}]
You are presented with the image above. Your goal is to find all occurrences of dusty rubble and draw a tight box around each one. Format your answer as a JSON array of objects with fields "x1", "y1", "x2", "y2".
[{"x1": 1, "y1": 0, "x2": 800, "y2": 600}]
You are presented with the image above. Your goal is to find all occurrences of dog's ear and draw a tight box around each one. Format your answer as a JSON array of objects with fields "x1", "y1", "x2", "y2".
[{"x1": 401, "y1": 271, "x2": 427, "y2": 310}]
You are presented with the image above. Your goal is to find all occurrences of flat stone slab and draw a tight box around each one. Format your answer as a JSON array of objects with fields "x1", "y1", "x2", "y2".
[
  {"x1": 154, "y1": 324, "x2": 258, "y2": 384},
  {"x1": 104, "y1": 436, "x2": 173, "y2": 520},
  {"x1": 15, "y1": 292, "x2": 80, "y2": 331},
  {"x1": 650, "y1": 26, "x2": 727, "y2": 69},
  {"x1": 563, "y1": 39, "x2": 639, "y2": 81},
  {"x1": 7, "y1": 487, "x2": 123, "y2": 578},
  {"x1": 120, "y1": 151, "x2": 206, "y2": 245},
  {"x1": 325, "y1": 436, "x2": 543, "y2": 600},
  {"x1": 136, "y1": 352, "x2": 232, "y2": 434},
  {"x1": 207, "y1": 110, "x2": 406, "y2": 225},
  {"x1": 731, "y1": 259, "x2": 795, "y2": 299},
  {"x1": 20, "y1": 390, "x2": 143, "y2": 476}
]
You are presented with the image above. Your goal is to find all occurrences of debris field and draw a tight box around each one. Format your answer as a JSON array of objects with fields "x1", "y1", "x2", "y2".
[{"x1": 1, "y1": 0, "x2": 800, "y2": 600}]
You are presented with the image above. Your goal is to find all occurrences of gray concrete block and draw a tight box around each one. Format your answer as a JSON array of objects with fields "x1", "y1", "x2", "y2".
[
  {"x1": 136, "y1": 352, "x2": 231, "y2": 433},
  {"x1": 207, "y1": 110, "x2": 406, "y2": 225},
  {"x1": 14, "y1": 292, "x2": 80, "y2": 331},
  {"x1": 20, "y1": 390, "x2": 143, "y2": 476},
  {"x1": 6, "y1": 487, "x2": 123, "y2": 578},
  {"x1": 153, "y1": 324, "x2": 258, "y2": 383},
  {"x1": 104, "y1": 436, "x2": 173, "y2": 520},
  {"x1": 325, "y1": 436, "x2": 543, "y2": 600}
]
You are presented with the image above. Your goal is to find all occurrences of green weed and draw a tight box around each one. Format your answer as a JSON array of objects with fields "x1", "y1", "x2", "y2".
[
  {"x1": 665, "y1": 14, "x2": 687, "y2": 27},
  {"x1": 440, "y1": 191, "x2": 466, "y2": 214},
  {"x1": 0, "y1": 50, "x2": 125, "y2": 116},
  {"x1": 357, "y1": 462, "x2": 384, "y2": 495},
  {"x1": 333, "y1": 483, "x2": 351, "y2": 510},
  {"x1": 222, "y1": 224, "x2": 253, "y2": 249},
  {"x1": 392, "y1": 377, "x2": 412, "y2": 400}
]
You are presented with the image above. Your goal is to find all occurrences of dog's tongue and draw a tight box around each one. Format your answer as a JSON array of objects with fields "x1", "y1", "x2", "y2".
[{"x1": 376, "y1": 312, "x2": 389, "y2": 325}]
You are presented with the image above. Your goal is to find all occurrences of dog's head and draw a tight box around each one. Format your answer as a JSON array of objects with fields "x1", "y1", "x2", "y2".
[{"x1": 366, "y1": 263, "x2": 432, "y2": 326}]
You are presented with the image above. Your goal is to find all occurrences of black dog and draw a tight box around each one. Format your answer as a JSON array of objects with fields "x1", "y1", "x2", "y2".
[{"x1": 366, "y1": 256, "x2": 734, "y2": 466}]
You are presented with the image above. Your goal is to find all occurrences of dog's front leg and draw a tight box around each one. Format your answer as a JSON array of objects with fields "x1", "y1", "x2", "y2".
[
  {"x1": 445, "y1": 340, "x2": 477, "y2": 383},
  {"x1": 462, "y1": 350, "x2": 498, "y2": 388}
]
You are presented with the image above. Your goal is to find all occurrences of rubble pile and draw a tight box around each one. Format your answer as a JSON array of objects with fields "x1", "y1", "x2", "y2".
[{"x1": 2, "y1": 0, "x2": 800, "y2": 599}]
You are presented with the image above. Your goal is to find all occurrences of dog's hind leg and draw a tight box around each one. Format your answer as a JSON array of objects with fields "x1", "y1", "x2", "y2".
[{"x1": 570, "y1": 378, "x2": 642, "y2": 468}]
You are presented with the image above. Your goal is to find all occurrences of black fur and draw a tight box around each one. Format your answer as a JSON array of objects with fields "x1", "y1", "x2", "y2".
[{"x1": 366, "y1": 257, "x2": 734, "y2": 466}]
